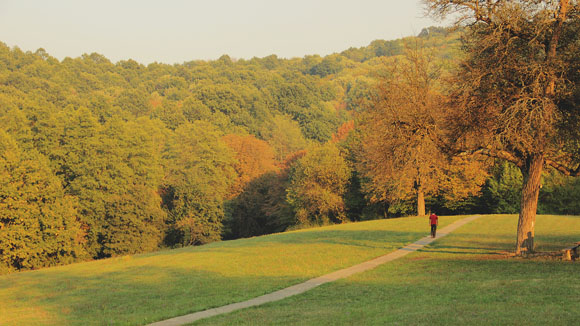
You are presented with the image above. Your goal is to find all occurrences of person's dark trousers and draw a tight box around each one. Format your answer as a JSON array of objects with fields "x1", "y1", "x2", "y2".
[{"x1": 431, "y1": 224, "x2": 437, "y2": 238}]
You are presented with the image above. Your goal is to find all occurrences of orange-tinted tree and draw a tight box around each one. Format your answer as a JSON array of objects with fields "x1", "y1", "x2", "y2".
[
  {"x1": 426, "y1": 0, "x2": 580, "y2": 254},
  {"x1": 222, "y1": 134, "x2": 287, "y2": 238},
  {"x1": 331, "y1": 120, "x2": 355, "y2": 144},
  {"x1": 358, "y1": 47, "x2": 485, "y2": 216},
  {"x1": 222, "y1": 134, "x2": 278, "y2": 197}
]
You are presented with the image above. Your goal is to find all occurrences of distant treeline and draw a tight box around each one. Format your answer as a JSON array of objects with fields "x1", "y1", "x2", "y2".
[{"x1": 0, "y1": 27, "x2": 578, "y2": 273}]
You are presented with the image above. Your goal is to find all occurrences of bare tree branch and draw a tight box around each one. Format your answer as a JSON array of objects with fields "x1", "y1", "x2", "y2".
[
  {"x1": 458, "y1": 147, "x2": 523, "y2": 167},
  {"x1": 545, "y1": 159, "x2": 580, "y2": 176}
]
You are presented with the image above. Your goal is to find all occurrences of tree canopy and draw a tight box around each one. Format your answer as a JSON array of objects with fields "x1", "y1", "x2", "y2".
[
  {"x1": 425, "y1": 0, "x2": 580, "y2": 254},
  {"x1": 0, "y1": 19, "x2": 578, "y2": 271},
  {"x1": 357, "y1": 46, "x2": 485, "y2": 216}
]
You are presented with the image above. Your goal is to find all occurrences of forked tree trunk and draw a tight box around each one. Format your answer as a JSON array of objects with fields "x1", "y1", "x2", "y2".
[
  {"x1": 515, "y1": 154, "x2": 544, "y2": 255},
  {"x1": 417, "y1": 186, "x2": 425, "y2": 216}
]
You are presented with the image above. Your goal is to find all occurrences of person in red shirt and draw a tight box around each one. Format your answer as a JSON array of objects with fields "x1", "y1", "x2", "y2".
[{"x1": 429, "y1": 212, "x2": 438, "y2": 238}]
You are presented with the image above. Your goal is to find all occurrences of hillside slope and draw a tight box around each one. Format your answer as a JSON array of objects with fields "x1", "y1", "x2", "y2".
[
  {"x1": 2, "y1": 214, "x2": 578, "y2": 325},
  {"x1": 195, "y1": 214, "x2": 580, "y2": 326}
]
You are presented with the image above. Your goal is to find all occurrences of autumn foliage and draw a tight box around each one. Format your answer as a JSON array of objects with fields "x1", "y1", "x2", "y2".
[
  {"x1": 0, "y1": 14, "x2": 579, "y2": 272},
  {"x1": 357, "y1": 47, "x2": 486, "y2": 216},
  {"x1": 223, "y1": 134, "x2": 278, "y2": 197},
  {"x1": 426, "y1": 0, "x2": 580, "y2": 253}
]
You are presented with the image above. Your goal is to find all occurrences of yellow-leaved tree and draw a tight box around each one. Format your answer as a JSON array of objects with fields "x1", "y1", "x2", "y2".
[
  {"x1": 287, "y1": 143, "x2": 351, "y2": 226},
  {"x1": 357, "y1": 46, "x2": 486, "y2": 216}
]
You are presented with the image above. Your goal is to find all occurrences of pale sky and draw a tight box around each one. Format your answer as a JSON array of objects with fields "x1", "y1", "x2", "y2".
[{"x1": 0, "y1": 0, "x2": 441, "y2": 64}]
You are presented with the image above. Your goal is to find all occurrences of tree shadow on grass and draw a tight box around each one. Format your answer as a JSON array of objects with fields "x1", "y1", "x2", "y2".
[
  {"x1": 428, "y1": 245, "x2": 503, "y2": 251},
  {"x1": 429, "y1": 231, "x2": 580, "y2": 254},
  {"x1": 2, "y1": 229, "x2": 435, "y2": 326},
  {"x1": 259, "y1": 230, "x2": 426, "y2": 249},
  {"x1": 418, "y1": 249, "x2": 505, "y2": 255},
  {"x1": 533, "y1": 234, "x2": 580, "y2": 251},
  {"x1": 150, "y1": 230, "x2": 428, "y2": 255},
  {"x1": 440, "y1": 232, "x2": 515, "y2": 240}
]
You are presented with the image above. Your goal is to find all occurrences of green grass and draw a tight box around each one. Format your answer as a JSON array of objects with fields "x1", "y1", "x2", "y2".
[
  {"x1": 191, "y1": 215, "x2": 580, "y2": 326},
  {"x1": 2, "y1": 215, "x2": 578, "y2": 326},
  {"x1": 0, "y1": 215, "x2": 465, "y2": 325}
]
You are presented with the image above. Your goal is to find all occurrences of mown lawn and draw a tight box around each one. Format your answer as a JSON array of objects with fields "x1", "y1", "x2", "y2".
[
  {"x1": 0, "y1": 215, "x2": 465, "y2": 325},
  {"x1": 191, "y1": 214, "x2": 580, "y2": 326}
]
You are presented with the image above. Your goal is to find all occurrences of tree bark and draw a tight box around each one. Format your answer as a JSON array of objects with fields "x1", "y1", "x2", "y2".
[
  {"x1": 515, "y1": 154, "x2": 544, "y2": 255},
  {"x1": 417, "y1": 185, "x2": 426, "y2": 216}
]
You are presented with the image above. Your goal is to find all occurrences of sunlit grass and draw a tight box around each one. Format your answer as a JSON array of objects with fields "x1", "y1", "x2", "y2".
[
  {"x1": 0, "y1": 215, "x2": 464, "y2": 326},
  {"x1": 192, "y1": 215, "x2": 580, "y2": 326}
]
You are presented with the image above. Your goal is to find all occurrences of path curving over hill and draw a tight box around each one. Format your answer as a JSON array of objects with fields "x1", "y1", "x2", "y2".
[{"x1": 148, "y1": 215, "x2": 482, "y2": 326}]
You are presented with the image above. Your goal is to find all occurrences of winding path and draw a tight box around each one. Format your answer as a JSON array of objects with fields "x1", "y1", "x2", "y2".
[{"x1": 148, "y1": 215, "x2": 481, "y2": 326}]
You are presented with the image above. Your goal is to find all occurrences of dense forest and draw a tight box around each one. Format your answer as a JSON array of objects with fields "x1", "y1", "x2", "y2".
[{"x1": 1, "y1": 23, "x2": 579, "y2": 273}]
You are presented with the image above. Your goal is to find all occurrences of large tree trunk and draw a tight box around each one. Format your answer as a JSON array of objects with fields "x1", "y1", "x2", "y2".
[
  {"x1": 515, "y1": 0, "x2": 568, "y2": 255},
  {"x1": 515, "y1": 154, "x2": 544, "y2": 255},
  {"x1": 417, "y1": 185, "x2": 425, "y2": 216}
]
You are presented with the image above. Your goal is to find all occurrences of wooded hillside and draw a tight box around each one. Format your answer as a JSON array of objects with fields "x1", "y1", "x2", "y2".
[{"x1": 1, "y1": 26, "x2": 578, "y2": 273}]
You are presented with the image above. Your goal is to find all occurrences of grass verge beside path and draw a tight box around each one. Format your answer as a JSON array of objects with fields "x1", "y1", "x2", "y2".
[
  {"x1": 0, "y1": 215, "x2": 463, "y2": 326},
  {"x1": 192, "y1": 215, "x2": 580, "y2": 326}
]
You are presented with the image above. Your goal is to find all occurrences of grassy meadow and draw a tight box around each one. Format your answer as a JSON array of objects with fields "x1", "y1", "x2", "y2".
[
  {"x1": 192, "y1": 215, "x2": 580, "y2": 326},
  {"x1": 1, "y1": 215, "x2": 465, "y2": 325},
  {"x1": 1, "y1": 214, "x2": 578, "y2": 326}
]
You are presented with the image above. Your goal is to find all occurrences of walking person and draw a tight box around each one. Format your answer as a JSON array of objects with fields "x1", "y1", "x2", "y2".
[{"x1": 429, "y1": 212, "x2": 438, "y2": 238}]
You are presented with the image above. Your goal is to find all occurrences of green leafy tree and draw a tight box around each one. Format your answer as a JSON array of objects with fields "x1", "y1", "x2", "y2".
[
  {"x1": 309, "y1": 55, "x2": 344, "y2": 77},
  {"x1": 163, "y1": 121, "x2": 237, "y2": 246},
  {"x1": 0, "y1": 130, "x2": 86, "y2": 272},
  {"x1": 30, "y1": 108, "x2": 167, "y2": 257},
  {"x1": 225, "y1": 171, "x2": 292, "y2": 239},
  {"x1": 95, "y1": 118, "x2": 167, "y2": 256},
  {"x1": 480, "y1": 161, "x2": 523, "y2": 214},
  {"x1": 261, "y1": 114, "x2": 309, "y2": 161},
  {"x1": 539, "y1": 170, "x2": 580, "y2": 215},
  {"x1": 40, "y1": 107, "x2": 104, "y2": 257},
  {"x1": 287, "y1": 143, "x2": 351, "y2": 225}
]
